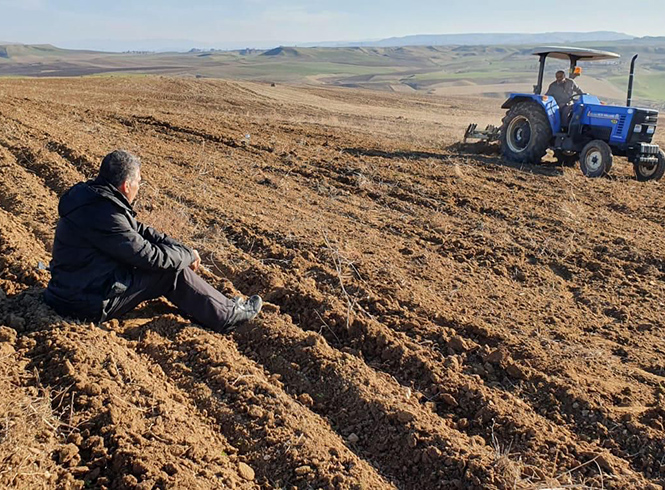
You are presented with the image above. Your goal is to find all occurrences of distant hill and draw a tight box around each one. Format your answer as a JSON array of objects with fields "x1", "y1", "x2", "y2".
[
  {"x1": 0, "y1": 44, "x2": 101, "y2": 61},
  {"x1": 60, "y1": 39, "x2": 282, "y2": 53},
  {"x1": 617, "y1": 36, "x2": 665, "y2": 45},
  {"x1": 0, "y1": 39, "x2": 663, "y2": 105},
  {"x1": 261, "y1": 46, "x2": 310, "y2": 58},
  {"x1": 307, "y1": 31, "x2": 634, "y2": 48},
  {"x1": 2, "y1": 31, "x2": 636, "y2": 53}
]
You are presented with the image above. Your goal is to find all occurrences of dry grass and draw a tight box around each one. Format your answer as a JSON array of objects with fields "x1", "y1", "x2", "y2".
[
  {"x1": 0, "y1": 348, "x2": 63, "y2": 488},
  {"x1": 489, "y1": 420, "x2": 613, "y2": 490}
]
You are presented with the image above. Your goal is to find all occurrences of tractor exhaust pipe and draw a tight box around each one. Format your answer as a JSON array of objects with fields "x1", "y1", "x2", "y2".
[{"x1": 627, "y1": 54, "x2": 638, "y2": 107}]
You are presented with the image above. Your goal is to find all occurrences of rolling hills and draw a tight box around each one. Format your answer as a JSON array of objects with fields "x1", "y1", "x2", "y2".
[{"x1": 1, "y1": 38, "x2": 664, "y2": 105}]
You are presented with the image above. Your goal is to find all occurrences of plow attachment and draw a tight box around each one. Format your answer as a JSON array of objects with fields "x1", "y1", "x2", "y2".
[{"x1": 463, "y1": 123, "x2": 501, "y2": 143}]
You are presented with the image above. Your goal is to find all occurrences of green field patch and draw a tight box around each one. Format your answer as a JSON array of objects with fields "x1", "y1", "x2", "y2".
[
  {"x1": 409, "y1": 70, "x2": 533, "y2": 82},
  {"x1": 227, "y1": 61, "x2": 400, "y2": 79},
  {"x1": 609, "y1": 72, "x2": 665, "y2": 102}
]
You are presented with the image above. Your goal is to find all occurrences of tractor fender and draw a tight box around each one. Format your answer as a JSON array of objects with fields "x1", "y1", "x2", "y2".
[{"x1": 501, "y1": 94, "x2": 561, "y2": 134}]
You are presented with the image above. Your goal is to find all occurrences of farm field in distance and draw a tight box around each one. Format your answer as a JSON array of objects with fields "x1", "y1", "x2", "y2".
[
  {"x1": 1, "y1": 39, "x2": 665, "y2": 107},
  {"x1": 0, "y1": 77, "x2": 664, "y2": 489}
]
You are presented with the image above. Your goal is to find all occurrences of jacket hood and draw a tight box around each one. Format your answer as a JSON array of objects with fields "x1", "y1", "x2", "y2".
[{"x1": 58, "y1": 177, "x2": 135, "y2": 218}]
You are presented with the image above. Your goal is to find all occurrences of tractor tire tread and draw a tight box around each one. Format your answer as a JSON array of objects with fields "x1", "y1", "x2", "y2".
[{"x1": 500, "y1": 102, "x2": 552, "y2": 164}]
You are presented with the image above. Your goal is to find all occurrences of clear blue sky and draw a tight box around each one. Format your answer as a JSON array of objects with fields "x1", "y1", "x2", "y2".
[{"x1": 1, "y1": 0, "x2": 664, "y2": 49}]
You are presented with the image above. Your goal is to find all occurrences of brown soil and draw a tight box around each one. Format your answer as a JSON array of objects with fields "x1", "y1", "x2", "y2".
[{"x1": 0, "y1": 77, "x2": 664, "y2": 489}]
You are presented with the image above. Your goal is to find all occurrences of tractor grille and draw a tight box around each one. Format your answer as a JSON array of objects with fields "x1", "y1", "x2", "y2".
[
  {"x1": 629, "y1": 109, "x2": 659, "y2": 144},
  {"x1": 639, "y1": 143, "x2": 660, "y2": 155},
  {"x1": 616, "y1": 115, "x2": 626, "y2": 133}
]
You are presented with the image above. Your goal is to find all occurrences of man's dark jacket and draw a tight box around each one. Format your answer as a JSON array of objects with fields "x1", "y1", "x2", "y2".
[{"x1": 44, "y1": 177, "x2": 195, "y2": 321}]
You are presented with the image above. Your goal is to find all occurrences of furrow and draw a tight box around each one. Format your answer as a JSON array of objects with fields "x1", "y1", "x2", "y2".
[
  {"x1": 233, "y1": 312, "x2": 504, "y2": 489},
  {"x1": 0, "y1": 146, "x2": 59, "y2": 250},
  {"x1": 141, "y1": 181, "x2": 657, "y2": 484},
  {"x1": 0, "y1": 208, "x2": 50, "y2": 295},
  {"x1": 112, "y1": 114, "x2": 274, "y2": 155},
  {"x1": 122, "y1": 314, "x2": 395, "y2": 489},
  {"x1": 224, "y1": 258, "x2": 649, "y2": 487},
  {"x1": 0, "y1": 137, "x2": 84, "y2": 196},
  {"x1": 22, "y1": 321, "x2": 255, "y2": 489}
]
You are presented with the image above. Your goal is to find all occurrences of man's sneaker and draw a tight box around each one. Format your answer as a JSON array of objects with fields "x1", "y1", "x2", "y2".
[{"x1": 224, "y1": 295, "x2": 263, "y2": 331}]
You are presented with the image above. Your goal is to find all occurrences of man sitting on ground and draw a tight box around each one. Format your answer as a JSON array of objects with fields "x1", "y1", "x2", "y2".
[
  {"x1": 546, "y1": 70, "x2": 584, "y2": 127},
  {"x1": 44, "y1": 149, "x2": 262, "y2": 330}
]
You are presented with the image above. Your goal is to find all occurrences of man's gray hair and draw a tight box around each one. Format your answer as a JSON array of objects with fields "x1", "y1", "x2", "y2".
[
  {"x1": 99, "y1": 150, "x2": 141, "y2": 188},
  {"x1": 556, "y1": 70, "x2": 566, "y2": 76}
]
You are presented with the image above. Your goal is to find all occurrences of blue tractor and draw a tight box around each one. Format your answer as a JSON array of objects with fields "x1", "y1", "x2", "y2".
[{"x1": 467, "y1": 47, "x2": 664, "y2": 181}]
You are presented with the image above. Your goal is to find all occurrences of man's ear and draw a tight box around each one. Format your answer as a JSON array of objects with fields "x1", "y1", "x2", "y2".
[{"x1": 117, "y1": 180, "x2": 130, "y2": 197}]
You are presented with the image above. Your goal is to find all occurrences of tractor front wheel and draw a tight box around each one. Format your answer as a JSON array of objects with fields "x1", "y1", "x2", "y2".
[
  {"x1": 580, "y1": 140, "x2": 613, "y2": 178},
  {"x1": 634, "y1": 149, "x2": 665, "y2": 182},
  {"x1": 501, "y1": 102, "x2": 552, "y2": 164}
]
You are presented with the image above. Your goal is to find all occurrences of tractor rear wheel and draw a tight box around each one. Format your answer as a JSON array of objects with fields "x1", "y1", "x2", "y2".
[
  {"x1": 554, "y1": 149, "x2": 578, "y2": 167},
  {"x1": 500, "y1": 102, "x2": 552, "y2": 164},
  {"x1": 580, "y1": 140, "x2": 613, "y2": 178},
  {"x1": 634, "y1": 149, "x2": 665, "y2": 181}
]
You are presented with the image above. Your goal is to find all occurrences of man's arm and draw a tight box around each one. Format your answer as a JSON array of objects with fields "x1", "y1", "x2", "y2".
[
  {"x1": 571, "y1": 80, "x2": 583, "y2": 95},
  {"x1": 80, "y1": 207, "x2": 195, "y2": 271}
]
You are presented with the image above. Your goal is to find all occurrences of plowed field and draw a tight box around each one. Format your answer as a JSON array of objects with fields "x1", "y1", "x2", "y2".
[{"x1": 0, "y1": 77, "x2": 664, "y2": 489}]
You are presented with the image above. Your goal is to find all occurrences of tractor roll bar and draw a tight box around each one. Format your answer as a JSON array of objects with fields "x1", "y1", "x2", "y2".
[
  {"x1": 569, "y1": 56, "x2": 580, "y2": 78},
  {"x1": 534, "y1": 54, "x2": 546, "y2": 94}
]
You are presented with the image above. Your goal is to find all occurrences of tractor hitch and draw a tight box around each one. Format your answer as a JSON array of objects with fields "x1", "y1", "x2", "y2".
[{"x1": 464, "y1": 123, "x2": 501, "y2": 143}]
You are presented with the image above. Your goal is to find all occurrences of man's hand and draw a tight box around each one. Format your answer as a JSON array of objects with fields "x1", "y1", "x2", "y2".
[{"x1": 190, "y1": 249, "x2": 201, "y2": 271}]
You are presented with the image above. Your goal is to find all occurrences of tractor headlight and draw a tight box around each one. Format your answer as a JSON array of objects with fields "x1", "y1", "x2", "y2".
[
  {"x1": 633, "y1": 124, "x2": 643, "y2": 133},
  {"x1": 646, "y1": 126, "x2": 656, "y2": 134}
]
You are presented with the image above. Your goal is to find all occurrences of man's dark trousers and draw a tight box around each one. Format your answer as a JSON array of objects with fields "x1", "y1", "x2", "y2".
[{"x1": 103, "y1": 268, "x2": 235, "y2": 331}]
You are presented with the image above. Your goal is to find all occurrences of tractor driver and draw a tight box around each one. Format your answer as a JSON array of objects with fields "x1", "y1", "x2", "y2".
[{"x1": 546, "y1": 70, "x2": 583, "y2": 126}]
